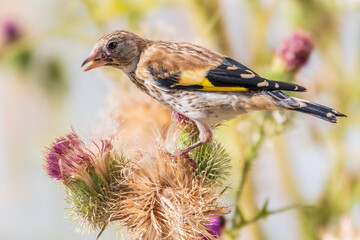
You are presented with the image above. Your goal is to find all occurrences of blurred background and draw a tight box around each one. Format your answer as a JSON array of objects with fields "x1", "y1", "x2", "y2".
[{"x1": 0, "y1": 0, "x2": 360, "y2": 239}]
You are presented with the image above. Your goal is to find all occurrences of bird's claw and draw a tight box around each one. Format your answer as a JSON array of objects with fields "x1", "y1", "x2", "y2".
[
  {"x1": 172, "y1": 151, "x2": 197, "y2": 169},
  {"x1": 182, "y1": 153, "x2": 197, "y2": 169}
]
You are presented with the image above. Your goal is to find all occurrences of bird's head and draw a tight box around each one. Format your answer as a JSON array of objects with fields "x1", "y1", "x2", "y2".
[{"x1": 81, "y1": 30, "x2": 147, "y2": 73}]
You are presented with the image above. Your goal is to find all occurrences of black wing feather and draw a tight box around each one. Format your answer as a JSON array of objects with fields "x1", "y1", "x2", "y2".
[
  {"x1": 205, "y1": 57, "x2": 306, "y2": 92},
  {"x1": 147, "y1": 57, "x2": 306, "y2": 92}
]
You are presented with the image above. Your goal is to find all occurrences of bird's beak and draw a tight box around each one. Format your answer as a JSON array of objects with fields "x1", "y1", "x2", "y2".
[{"x1": 81, "y1": 49, "x2": 106, "y2": 72}]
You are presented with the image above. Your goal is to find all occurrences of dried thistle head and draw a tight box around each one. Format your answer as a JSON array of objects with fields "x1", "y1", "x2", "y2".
[{"x1": 116, "y1": 148, "x2": 230, "y2": 240}]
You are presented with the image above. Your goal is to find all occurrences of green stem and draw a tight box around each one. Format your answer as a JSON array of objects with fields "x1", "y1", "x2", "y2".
[
  {"x1": 236, "y1": 128, "x2": 265, "y2": 204},
  {"x1": 239, "y1": 204, "x2": 307, "y2": 229},
  {"x1": 190, "y1": 0, "x2": 232, "y2": 55},
  {"x1": 228, "y1": 124, "x2": 265, "y2": 239}
]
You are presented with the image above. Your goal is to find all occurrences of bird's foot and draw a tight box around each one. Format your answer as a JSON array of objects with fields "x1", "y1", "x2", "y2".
[
  {"x1": 173, "y1": 112, "x2": 197, "y2": 129},
  {"x1": 181, "y1": 153, "x2": 197, "y2": 169},
  {"x1": 172, "y1": 149, "x2": 197, "y2": 169}
]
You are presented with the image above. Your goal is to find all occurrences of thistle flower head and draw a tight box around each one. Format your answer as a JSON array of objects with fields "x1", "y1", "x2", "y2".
[
  {"x1": 275, "y1": 30, "x2": 313, "y2": 73},
  {"x1": 116, "y1": 149, "x2": 230, "y2": 240},
  {"x1": 44, "y1": 130, "x2": 128, "y2": 231},
  {"x1": 203, "y1": 216, "x2": 226, "y2": 239},
  {"x1": 44, "y1": 131, "x2": 93, "y2": 182},
  {"x1": 2, "y1": 20, "x2": 21, "y2": 44}
]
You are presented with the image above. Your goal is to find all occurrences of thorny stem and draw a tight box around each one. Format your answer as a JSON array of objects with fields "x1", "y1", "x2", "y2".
[
  {"x1": 95, "y1": 216, "x2": 125, "y2": 240},
  {"x1": 96, "y1": 222, "x2": 109, "y2": 240},
  {"x1": 238, "y1": 204, "x2": 308, "y2": 229}
]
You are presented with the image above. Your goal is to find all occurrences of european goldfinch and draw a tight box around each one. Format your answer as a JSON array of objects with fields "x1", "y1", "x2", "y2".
[{"x1": 82, "y1": 30, "x2": 346, "y2": 155}]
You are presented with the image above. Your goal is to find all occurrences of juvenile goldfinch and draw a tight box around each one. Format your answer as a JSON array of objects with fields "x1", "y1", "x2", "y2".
[{"x1": 82, "y1": 30, "x2": 346, "y2": 155}]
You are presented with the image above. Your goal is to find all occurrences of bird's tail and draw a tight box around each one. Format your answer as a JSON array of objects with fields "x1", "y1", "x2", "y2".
[{"x1": 267, "y1": 91, "x2": 346, "y2": 123}]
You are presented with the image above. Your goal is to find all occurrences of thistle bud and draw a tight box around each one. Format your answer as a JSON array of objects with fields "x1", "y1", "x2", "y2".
[
  {"x1": 274, "y1": 30, "x2": 313, "y2": 73},
  {"x1": 44, "y1": 130, "x2": 128, "y2": 231},
  {"x1": 176, "y1": 127, "x2": 231, "y2": 186}
]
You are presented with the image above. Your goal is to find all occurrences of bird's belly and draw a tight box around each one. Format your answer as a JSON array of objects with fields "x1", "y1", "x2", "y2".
[{"x1": 153, "y1": 90, "x2": 251, "y2": 126}]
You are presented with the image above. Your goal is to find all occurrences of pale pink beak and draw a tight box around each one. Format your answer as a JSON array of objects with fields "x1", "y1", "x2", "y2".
[{"x1": 81, "y1": 49, "x2": 106, "y2": 72}]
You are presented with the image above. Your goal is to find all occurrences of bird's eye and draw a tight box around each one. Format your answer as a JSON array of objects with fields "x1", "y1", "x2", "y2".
[{"x1": 108, "y1": 41, "x2": 117, "y2": 49}]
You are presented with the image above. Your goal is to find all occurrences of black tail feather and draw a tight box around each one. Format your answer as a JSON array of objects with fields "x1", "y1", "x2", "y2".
[
  {"x1": 294, "y1": 101, "x2": 346, "y2": 123},
  {"x1": 267, "y1": 91, "x2": 347, "y2": 123}
]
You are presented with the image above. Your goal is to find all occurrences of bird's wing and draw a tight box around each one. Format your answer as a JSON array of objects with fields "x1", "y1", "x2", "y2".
[{"x1": 146, "y1": 55, "x2": 306, "y2": 92}]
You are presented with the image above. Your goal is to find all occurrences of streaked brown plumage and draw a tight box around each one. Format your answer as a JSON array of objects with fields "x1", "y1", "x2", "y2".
[{"x1": 82, "y1": 30, "x2": 346, "y2": 155}]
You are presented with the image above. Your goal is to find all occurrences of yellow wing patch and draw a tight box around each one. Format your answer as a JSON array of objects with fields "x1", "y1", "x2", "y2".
[
  {"x1": 178, "y1": 70, "x2": 207, "y2": 85},
  {"x1": 177, "y1": 70, "x2": 248, "y2": 91},
  {"x1": 199, "y1": 78, "x2": 248, "y2": 91}
]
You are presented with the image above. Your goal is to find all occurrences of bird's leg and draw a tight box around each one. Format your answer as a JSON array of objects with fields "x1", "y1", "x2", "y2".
[{"x1": 179, "y1": 121, "x2": 213, "y2": 167}]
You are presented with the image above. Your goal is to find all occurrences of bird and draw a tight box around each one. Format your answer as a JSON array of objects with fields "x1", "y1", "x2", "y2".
[{"x1": 81, "y1": 30, "x2": 346, "y2": 156}]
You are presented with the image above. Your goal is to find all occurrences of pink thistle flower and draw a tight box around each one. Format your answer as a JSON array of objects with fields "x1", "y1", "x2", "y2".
[
  {"x1": 44, "y1": 131, "x2": 95, "y2": 182},
  {"x1": 275, "y1": 30, "x2": 314, "y2": 73},
  {"x1": 203, "y1": 216, "x2": 226, "y2": 239},
  {"x1": 44, "y1": 130, "x2": 128, "y2": 232},
  {"x1": 2, "y1": 20, "x2": 21, "y2": 44}
]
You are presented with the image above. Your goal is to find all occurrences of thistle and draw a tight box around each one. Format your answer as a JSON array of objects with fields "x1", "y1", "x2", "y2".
[
  {"x1": 116, "y1": 148, "x2": 230, "y2": 240},
  {"x1": 274, "y1": 30, "x2": 314, "y2": 73},
  {"x1": 203, "y1": 216, "x2": 226, "y2": 239},
  {"x1": 44, "y1": 131, "x2": 93, "y2": 182},
  {"x1": 2, "y1": 20, "x2": 21, "y2": 44},
  {"x1": 44, "y1": 130, "x2": 128, "y2": 231},
  {"x1": 44, "y1": 128, "x2": 230, "y2": 239},
  {"x1": 175, "y1": 121, "x2": 231, "y2": 186}
]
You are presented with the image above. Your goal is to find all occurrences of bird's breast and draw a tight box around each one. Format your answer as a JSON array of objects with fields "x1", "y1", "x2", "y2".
[
  {"x1": 151, "y1": 90, "x2": 253, "y2": 127},
  {"x1": 128, "y1": 74, "x2": 151, "y2": 94},
  {"x1": 128, "y1": 74, "x2": 277, "y2": 127}
]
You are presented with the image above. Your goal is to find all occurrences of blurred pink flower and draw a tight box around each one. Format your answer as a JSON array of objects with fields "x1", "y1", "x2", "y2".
[
  {"x1": 276, "y1": 30, "x2": 313, "y2": 72},
  {"x1": 2, "y1": 20, "x2": 21, "y2": 44}
]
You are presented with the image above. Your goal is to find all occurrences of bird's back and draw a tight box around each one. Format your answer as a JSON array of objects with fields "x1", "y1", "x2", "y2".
[{"x1": 137, "y1": 40, "x2": 223, "y2": 77}]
